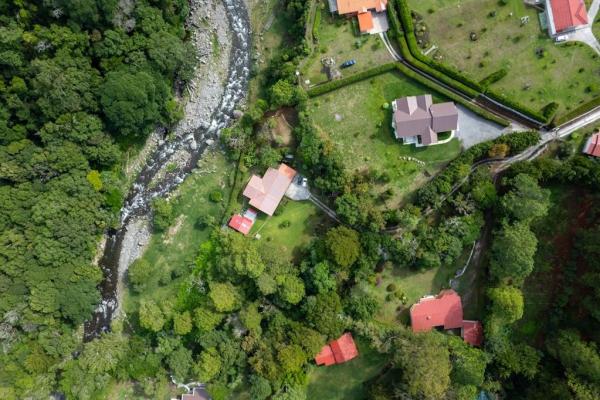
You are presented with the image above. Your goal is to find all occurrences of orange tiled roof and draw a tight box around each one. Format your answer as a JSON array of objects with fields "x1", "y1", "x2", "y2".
[
  {"x1": 357, "y1": 12, "x2": 374, "y2": 33},
  {"x1": 336, "y1": 0, "x2": 387, "y2": 15},
  {"x1": 242, "y1": 164, "x2": 296, "y2": 216}
]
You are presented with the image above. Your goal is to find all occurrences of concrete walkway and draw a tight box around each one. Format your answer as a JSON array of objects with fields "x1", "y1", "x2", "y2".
[{"x1": 589, "y1": 0, "x2": 599, "y2": 23}]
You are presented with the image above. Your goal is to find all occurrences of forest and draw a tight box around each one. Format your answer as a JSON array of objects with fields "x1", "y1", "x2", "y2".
[{"x1": 1, "y1": 0, "x2": 600, "y2": 399}]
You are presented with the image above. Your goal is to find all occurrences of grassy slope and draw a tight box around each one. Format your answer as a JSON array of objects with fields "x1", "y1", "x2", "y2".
[
  {"x1": 306, "y1": 338, "x2": 388, "y2": 400},
  {"x1": 303, "y1": 9, "x2": 393, "y2": 85},
  {"x1": 308, "y1": 71, "x2": 461, "y2": 206},
  {"x1": 408, "y1": 0, "x2": 600, "y2": 113},
  {"x1": 122, "y1": 150, "x2": 233, "y2": 312}
]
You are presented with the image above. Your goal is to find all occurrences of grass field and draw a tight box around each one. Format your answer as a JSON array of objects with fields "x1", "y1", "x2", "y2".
[
  {"x1": 302, "y1": 5, "x2": 393, "y2": 85},
  {"x1": 122, "y1": 150, "x2": 234, "y2": 312},
  {"x1": 306, "y1": 338, "x2": 388, "y2": 400},
  {"x1": 249, "y1": 200, "x2": 326, "y2": 263},
  {"x1": 407, "y1": 0, "x2": 600, "y2": 114},
  {"x1": 308, "y1": 71, "x2": 462, "y2": 206}
]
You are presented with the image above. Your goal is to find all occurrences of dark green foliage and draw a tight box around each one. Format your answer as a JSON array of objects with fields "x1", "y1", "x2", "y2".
[
  {"x1": 553, "y1": 95, "x2": 600, "y2": 126},
  {"x1": 306, "y1": 63, "x2": 396, "y2": 97},
  {"x1": 489, "y1": 223, "x2": 537, "y2": 284},
  {"x1": 479, "y1": 68, "x2": 508, "y2": 88},
  {"x1": 152, "y1": 197, "x2": 174, "y2": 231}
]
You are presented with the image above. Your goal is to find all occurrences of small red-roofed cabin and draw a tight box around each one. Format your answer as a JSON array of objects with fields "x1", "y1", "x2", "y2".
[
  {"x1": 410, "y1": 289, "x2": 464, "y2": 332},
  {"x1": 462, "y1": 320, "x2": 484, "y2": 347},
  {"x1": 315, "y1": 344, "x2": 336, "y2": 366},
  {"x1": 583, "y1": 132, "x2": 600, "y2": 157},
  {"x1": 314, "y1": 332, "x2": 359, "y2": 366},
  {"x1": 228, "y1": 214, "x2": 254, "y2": 235}
]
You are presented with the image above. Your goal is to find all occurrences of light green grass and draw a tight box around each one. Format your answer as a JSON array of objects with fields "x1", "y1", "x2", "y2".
[
  {"x1": 408, "y1": 0, "x2": 600, "y2": 114},
  {"x1": 249, "y1": 200, "x2": 325, "y2": 263},
  {"x1": 308, "y1": 71, "x2": 462, "y2": 206},
  {"x1": 122, "y1": 150, "x2": 234, "y2": 312},
  {"x1": 303, "y1": 9, "x2": 393, "y2": 85},
  {"x1": 306, "y1": 338, "x2": 388, "y2": 400}
]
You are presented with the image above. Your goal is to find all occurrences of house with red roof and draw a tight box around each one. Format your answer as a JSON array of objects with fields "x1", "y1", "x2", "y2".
[
  {"x1": 410, "y1": 289, "x2": 483, "y2": 346},
  {"x1": 328, "y1": 0, "x2": 388, "y2": 34},
  {"x1": 228, "y1": 208, "x2": 258, "y2": 235},
  {"x1": 315, "y1": 332, "x2": 359, "y2": 366},
  {"x1": 242, "y1": 164, "x2": 296, "y2": 216},
  {"x1": 545, "y1": 0, "x2": 588, "y2": 38},
  {"x1": 583, "y1": 132, "x2": 600, "y2": 157}
]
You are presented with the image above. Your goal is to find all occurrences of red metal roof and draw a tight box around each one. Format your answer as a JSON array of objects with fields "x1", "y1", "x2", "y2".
[
  {"x1": 410, "y1": 289, "x2": 464, "y2": 332},
  {"x1": 549, "y1": 0, "x2": 588, "y2": 33},
  {"x1": 357, "y1": 12, "x2": 374, "y2": 33},
  {"x1": 314, "y1": 332, "x2": 359, "y2": 366},
  {"x1": 336, "y1": 0, "x2": 387, "y2": 15},
  {"x1": 315, "y1": 344, "x2": 336, "y2": 366},
  {"x1": 228, "y1": 214, "x2": 254, "y2": 235},
  {"x1": 242, "y1": 164, "x2": 296, "y2": 216},
  {"x1": 584, "y1": 133, "x2": 600, "y2": 157},
  {"x1": 462, "y1": 320, "x2": 484, "y2": 347}
]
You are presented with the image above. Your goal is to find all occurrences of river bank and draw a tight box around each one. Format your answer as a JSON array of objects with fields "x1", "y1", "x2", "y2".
[{"x1": 85, "y1": 0, "x2": 251, "y2": 338}]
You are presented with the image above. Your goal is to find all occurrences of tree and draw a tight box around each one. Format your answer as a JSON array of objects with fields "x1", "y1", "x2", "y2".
[
  {"x1": 309, "y1": 261, "x2": 336, "y2": 293},
  {"x1": 173, "y1": 311, "x2": 192, "y2": 335},
  {"x1": 151, "y1": 198, "x2": 173, "y2": 231},
  {"x1": 167, "y1": 346, "x2": 193, "y2": 382},
  {"x1": 345, "y1": 284, "x2": 381, "y2": 321},
  {"x1": 194, "y1": 347, "x2": 222, "y2": 382},
  {"x1": 304, "y1": 292, "x2": 345, "y2": 338},
  {"x1": 100, "y1": 69, "x2": 167, "y2": 138},
  {"x1": 488, "y1": 286, "x2": 524, "y2": 323},
  {"x1": 325, "y1": 226, "x2": 360, "y2": 269},
  {"x1": 277, "y1": 344, "x2": 306, "y2": 374},
  {"x1": 139, "y1": 300, "x2": 166, "y2": 332},
  {"x1": 490, "y1": 223, "x2": 537, "y2": 284},
  {"x1": 278, "y1": 275, "x2": 305, "y2": 305},
  {"x1": 471, "y1": 180, "x2": 497, "y2": 209},
  {"x1": 502, "y1": 174, "x2": 550, "y2": 223},
  {"x1": 194, "y1": 307, "x2": 224, "y2": 332},
  {"x1": 79, "y1": 332, "x2": 127, "y2": 374},
  {"x1": 208, "y1": 282, "x2": 241, "y2": 312},
  {"x1": 269, "y1": 80, "x2": 297, "y2": 107},
  {"x1": 448, "y1": 336, "x2": 489, "y2": 387},
  {"x1": 240, "y1": 303, "x2": 263, "y2": 335},
  {"x1": 393, "y1": 332, "x2": 451, "y2": 399},
  {"x1": 249, "y1": 375, "x2": 272, "y2": 400},
  {"x1": 547, "y1": 330, "x2": 600, "y2": 385},
  {"x1": 488, "y1": 143, "x2": 510, "y2": 158},
  {"x1": 128, "y1": 259, "x2": 154, "y2": 292}
]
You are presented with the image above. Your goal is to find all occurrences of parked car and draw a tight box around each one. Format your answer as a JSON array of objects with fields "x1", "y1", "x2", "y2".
[
  {"x1": 301, "y1": 177, "x2": 308, "y2": 187},
  {"x1": 340, "y1": 59, "x2": 356, "y2": 68}
]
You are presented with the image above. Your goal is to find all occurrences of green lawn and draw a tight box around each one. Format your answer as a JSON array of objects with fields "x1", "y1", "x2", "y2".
[
  {"x1": 302, "y1": 4, "x2": 393, "y2": 86},
  {"x1": 306, "y1": 338, "x2": 388, "y2": 400},
  {"x1": 407, "y1": 0, "x2": 600, "y2": 114},
  {"x1": 249, "y1": 200, "x2": 325, "y2": 263},
  {"x1": 122, "y1": 150, "x2": 234, "y2": 312},
  {"x1": 308, "y1": 71, "x2": 462, "y2": 206}
]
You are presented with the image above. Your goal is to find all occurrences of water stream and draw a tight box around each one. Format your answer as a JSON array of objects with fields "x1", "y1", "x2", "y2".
[{"x1": 84, "y1": 0, "x2": 251, "y2": 339}]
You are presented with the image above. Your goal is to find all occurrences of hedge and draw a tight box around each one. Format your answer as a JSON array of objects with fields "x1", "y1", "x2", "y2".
[
  {"x1": 483, "y1": 89, "x2": 545, "y2": 124},
  {"x1": 307, "y1": 63, "x2": 396, "y2": 97},
  {"x1": 553, "y1": 96, "x2": 600, "y2": 126},
  {"x1": 387, "y1": 2, "x2": 480, "y2": 98},
  {"x1": 480, "y1": 69, "x2": 508, "y2": 88},
  {"x1": 312, "y1": 6, "x2": 321, "y2": 42},
  {"x1": 394, "y1": 64, "x2": 510, "y2": 127},
  {"x1": 541, "y1": 102, "x2": 559, "y2": 124},
  {"x1": 393, "y1": 0, "x2": 483, "y2": 93}
]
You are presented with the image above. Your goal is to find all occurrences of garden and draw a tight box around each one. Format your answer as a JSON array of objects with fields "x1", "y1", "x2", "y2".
[
  {"x1": 307, "y1": 71, "x2": 462, "y2": 207},
  {"x1": 407, "y1": 0, "x2": 600, "y2": 114},
  {"x1": 301, "y1": 3, "x2": 393, "y2": 86}
]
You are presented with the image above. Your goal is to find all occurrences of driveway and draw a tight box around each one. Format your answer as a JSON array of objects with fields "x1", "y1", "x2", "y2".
[
  {"x1": 370, "y1": 12, "x2": 389, "y2": 35},
  {"x1": 564, "y1": 0, "x2": 600, "y2": 55},
  {"x1": 455, "y1": 105, "x2": 522, "y2": 149}
]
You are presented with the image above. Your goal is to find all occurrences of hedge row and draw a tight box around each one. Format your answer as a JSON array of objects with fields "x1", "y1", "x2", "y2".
[
  {"x1": 306, "y1": 63, "x2": 396, "y2": 97},
  {"x1": 541, "y1": 102, "x2": 559, "y2": 124},
  {"x1": 387, "y1": 3, "x2": 480, "y2": 98},
  {"x1": 392, "y1": 0, "x2": 550, "y2": 126},
  {"x1": 312, "y1": 6, "x2": 322, "y2": 42},
  {"x1": 394, "y1": 64, "x2": 510, "y2": 127},
  {"x1": 479, "y1": 69, "x2": 508, "y2": 88},
  {"x1": 553, "y1": 96, "x2": 600, "y2": 126},
  {"x1": 393, "y1": 0, "x2": 483, "y2": 93},
  {"x1": 415, "y1": 131, "x2": 541, "y2": 207}
]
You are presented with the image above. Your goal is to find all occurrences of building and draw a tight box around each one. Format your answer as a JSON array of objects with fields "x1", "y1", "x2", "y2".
[
  {"x1": 392, "y1": 95, "x2": 459, "y2": 146},
  {"x1": 172, "y1": 386, "x2": 211, "y2": 400},
  {"x1": 315, "y1": 332, "x2": 359, "y2": 366},
  {"x1": 242, "y1": 164, "x2": 296, "y2": 216},
  {"x1": 583, "y1": 131, "x2": 600, "y2": 157},
  {"x1": 410, "y1": 289, "x2": 483, "y2": 346},
  {"x1": 328, "y1": 0, "x2": 388, "y2": 34},
  {"x1": 545, "y1": 0, "x2": 588, "y2": 38},
  {"x1": 228, "y1": 208, "x2": 258, "y2": 235}
]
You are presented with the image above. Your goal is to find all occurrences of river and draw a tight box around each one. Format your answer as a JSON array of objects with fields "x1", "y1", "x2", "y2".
[{"x1": 84, "y1": 0, "x2": 251, "y2": 340}]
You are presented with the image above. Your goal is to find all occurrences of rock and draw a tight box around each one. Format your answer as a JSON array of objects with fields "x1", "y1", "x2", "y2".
[
  {"x1": 206, "y1": 139, "x2": 215, "y2": 146},
  {"x1": 233, "y1": 110, "x2": 244, "y2": 119}
]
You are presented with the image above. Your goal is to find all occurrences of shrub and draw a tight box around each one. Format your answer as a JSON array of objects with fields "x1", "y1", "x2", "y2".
[
  {"x1": 307, "y1": 63, "x2": 396, "y2": 97},
  {"x1": 386, "y1": 283, "x2": 398, "y2": 292},
  {"x1": 488, "y1": 143, "x2": 510, "y2": 158},
  {"x1": 278, "y1": 220, "x2": 291, "y2": 228},
  {"x1": 152, "y1": 198, "x2": 173, "y2": 231},
  {"x1": 553, "y1": 96, "x2": 600, "y2": 126},
  {"x1": 479, "y1": 68, "x2": 508, "y2": 88},
  {"x1": 209, "y1": 190, "x2": 223, "y2": 203}
]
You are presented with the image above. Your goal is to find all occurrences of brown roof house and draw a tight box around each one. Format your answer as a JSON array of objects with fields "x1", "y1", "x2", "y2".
[
  {"x1": 242, "y1": 164, "x2": 296, "y2": 216},
  {"x1": 392, "y1": 95, "x2": 459, "y2": 146}
]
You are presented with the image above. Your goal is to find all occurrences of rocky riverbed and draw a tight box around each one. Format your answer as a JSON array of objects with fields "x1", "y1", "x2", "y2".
[{"x1": 85, "y1": 0, "x2": 251, "y2": 339}]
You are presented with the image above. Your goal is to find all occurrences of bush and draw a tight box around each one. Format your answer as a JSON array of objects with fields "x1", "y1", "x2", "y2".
[
  {"x1": 312, "y1": 8, "x2": 322, "y2": 42},
  {"x1": 278, "y1": 220, "x2": 291, "y2": 228},
  {"x1": 488, "y1": 143, "x2": 510, "y2": 158},
  {"x1": 386, "y1": 283, "x2": 398, "y2": 292},
  {"x1": 209, "y1": 190, "x2": 223, "y2": 203},
  {"x1": 152, "y1": 198, "x2": 173, "y2": 231},
  {"x1": 479, "y1": 68, "x2": 508, "y2": 88},
  {"x1": 307, "y1": 63, "x2": 396, "y2": 97},
  {"x1": 554, "y1": 96, "x2": 600, "y2": 126}
]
